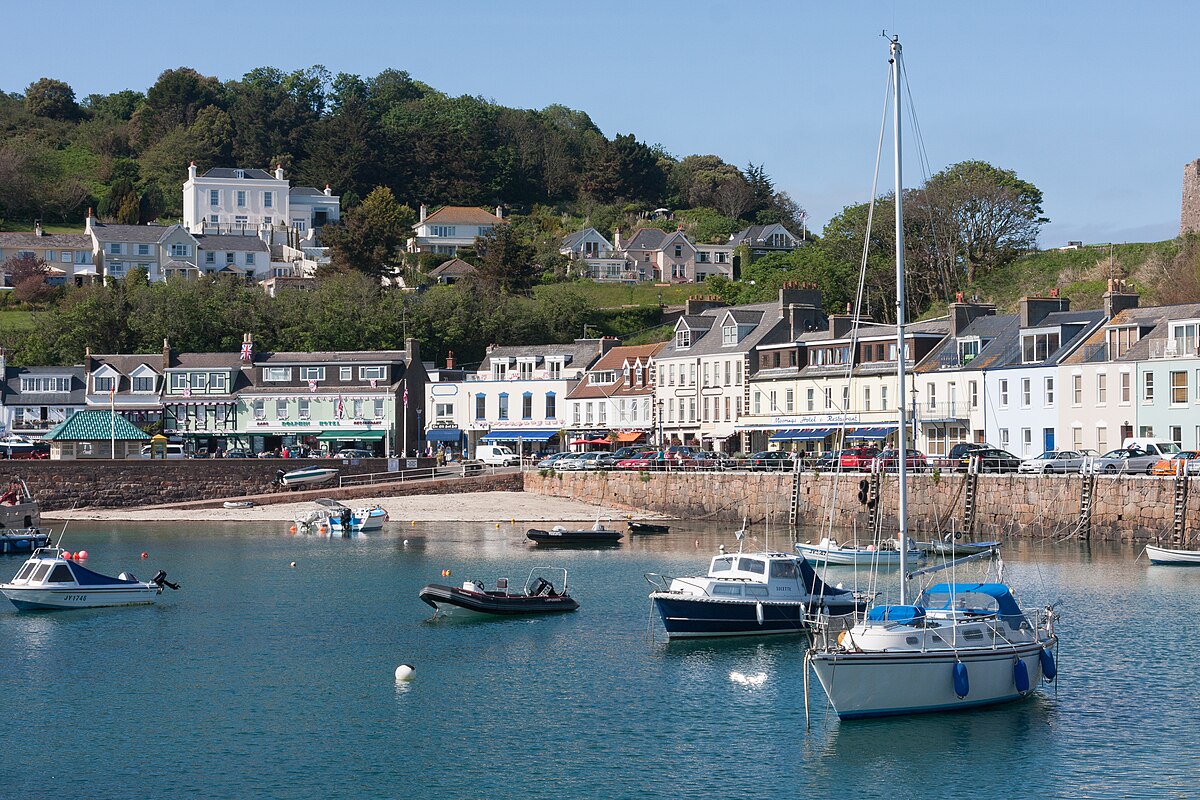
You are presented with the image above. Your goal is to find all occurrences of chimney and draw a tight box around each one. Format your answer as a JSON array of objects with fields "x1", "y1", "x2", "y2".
[
  {"x1": 188, "y1": 161, "x2": 197, "y2": 180},
  {"x1": 419, "y1": 204, "x2": 428, "y2": 223},
  {"x1": 1103, "y1": 278, "x2": 1139, "y2": 320},
  {"x1": 324, "y1": 184, "x2": 332, "y2": 197},
  {"x1": 613, "y1": 227, "x2": 622, "y2": 250},
  {"x1": 85, "y1": 207, "x2": 93, "y2": 234},
  {"x1": 495, "y1": 205, "x2": 503, "y2": 219},
  {"x1": 949, "y1": 297, "x2": 997, "y2": 338},
  {"x1": 405, "y1": 337, "x2": 420, "y2": 365},
  {"x1": 446, "y1": 350, "x2": 455, "y2": 370},
  {"x1": 829, "y1": 314, "x2": 855, "y2": 339},
  {"x1": 162, "y1": 338, "x2": 171, "y2": 370},
  {"x1": 275, "y1": 164, "x2": 284, "y2": 181},
  {"x1": 779, "y1": 282, "x2": 822, "y2": 311},
  {"x1": 1018, "y1": 295, "x2": 1070, "y2": 328},
  {"x1": 684, "y1": 296, "x2": 728, "y2": 315},
  {"x1": 34, "y1": 221, "x2": 42, "y2": 237}
]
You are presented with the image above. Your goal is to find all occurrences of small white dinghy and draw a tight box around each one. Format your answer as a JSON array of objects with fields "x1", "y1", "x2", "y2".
[
  {"x1": 275, "y1": 467, "x2": 339, "y2": 488},
  {"x1": 795, "y1": 536, "x2": 923, "y2": 568},
  {"x1": 0, "y1": 548, "x2": 179, "y2": 610},
  {"x1": 1145, "y1": 544, "x2": 1200, "y2": 565}
]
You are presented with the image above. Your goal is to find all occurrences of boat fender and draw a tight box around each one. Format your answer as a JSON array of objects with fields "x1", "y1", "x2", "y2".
[
  {"x1": 1039, "y1": 647, "x2": 1057, "y2": 682},
  {"x1": 953, "y1": 661, "x2": 970, "y2": 699},
  {"x1": 756, "y1": 602, "x2": 764, "y2": 625},
  {"x1": 1013, "y1": 658, "x2": 1031, "y2": 693}
]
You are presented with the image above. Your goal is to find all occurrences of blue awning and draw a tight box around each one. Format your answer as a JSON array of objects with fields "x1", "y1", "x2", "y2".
[
  {"x1": 770, "y1": 427, "x2": 835, "y2": 442},
  {"x1": 480, "y1": 429, "x2": 558, "y2": 443},
  {"x1": 848, "y1": 426, "x2": 897, "y2": 440},
  {"x1": 424, "y1": 428, "x2": 462, "y2": 442}
]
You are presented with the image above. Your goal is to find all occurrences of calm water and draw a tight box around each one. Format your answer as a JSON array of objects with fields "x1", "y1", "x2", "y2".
[{"x1": 0, "y1": 520, "x2": 1195, "y2": 799}]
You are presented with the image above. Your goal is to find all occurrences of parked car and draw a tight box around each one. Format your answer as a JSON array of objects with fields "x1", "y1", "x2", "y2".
[
  {"x1": 748, "y1": 451, "x2": 795, "y2": 471},
  {"x1": 553, "y1": 452, "x2": 591, "y2": 471},
  {"x1": 810, "y1": 450, "x2": 844, "y2": 471},
  {"x1": 475, "y1": 444, "x2": 519, "y2": 467},
  {"x1": 1151, "y1": 450, "x2": 1200, "y2": 476},
  {"x1": 615, "y1": 451, "x2": 662, "y2": 470},
  {"x1": 1018, "y1": 450, "x2": 1087, "y2": 474},
  {"x1": 873, "y1": 448, "x2": 928, "y2": 472},
  {"x1": 335, "y1": 448, "x2": 375, "y2": 459},
  {"x1": 224, "y1": 448, "x2": 250, "y2": 459},
  {"x1": 577, "y1": 451, "x2": 609, "y2": 470},
  {"x1": 536, "y1": 452, "x2": 571, "y2": 469},
  {"x1": 948, "y1": 442, "x2": 990, "y2": 461},
  {"x1": 688, "y1": 451, "x2": 733, "y2": 471},
  {"x1": 839, "y1": 447, "x2": 881, "y2": 471},
  {"x1": 1088, "y1": 447, "x2": 1165, "y2": 475},
  {"x1": 957, "y1": 448, "x2": 1022, "y2": 473}
]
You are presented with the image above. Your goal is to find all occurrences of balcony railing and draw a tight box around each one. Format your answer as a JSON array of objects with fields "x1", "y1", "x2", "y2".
[
  {"x1": 920, "y1": 400, "x2": 971, "y2": 420},
  {"x1": 1149, "y1": 340, "x2": 1200, "y2": 359}
]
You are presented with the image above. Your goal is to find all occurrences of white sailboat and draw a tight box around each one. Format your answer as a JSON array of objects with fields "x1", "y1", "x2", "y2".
[{"x1": 806, "y1": 36, "x2": 1058, "y2": 720}]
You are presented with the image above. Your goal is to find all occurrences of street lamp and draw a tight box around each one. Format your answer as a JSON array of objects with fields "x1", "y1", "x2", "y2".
[
  {"x1": 909, "y1": 385, "x2": 918, "y2": 453},
  {"x1": 656, "y1": 399, "x2": 665, "y2": 448}
]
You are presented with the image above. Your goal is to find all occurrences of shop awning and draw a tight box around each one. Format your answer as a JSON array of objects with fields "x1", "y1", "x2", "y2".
[
  {"x1": 315, "y1": 429, "x2": 386, "y2": 442},
  {"x1": 770, "y1": 428, "x2": 835, "y2": 442},
  {"x1": 480, "y1": 429, "x2": 557, "y2": 443},
  {"x1": 616, "y1": 431, "x2": 646, "y2": 443},
  {"x1": 424, "y1": 428, "x2": 462, "y2": 442},
  {"x1": 570, "y1": 437, "x2": 609, "y2": 446},
  {"x1": 847, "y1": 426, "x2": 897, "y2": 440}
]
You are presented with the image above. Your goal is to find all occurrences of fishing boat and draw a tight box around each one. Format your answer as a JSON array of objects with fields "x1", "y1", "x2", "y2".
[
  {"x1": 647, "y1": 530, "x2": 865, "y2": 639},
  {"x1": 275, "y1": 466, "x2": 339, "y2": 488},
  {"x1": 327, "y1": 503, "x2": 387, "y2": 533},
  {"x1": 526, "y1": 521, "x2": 623, "y2": 547},
  {"x1": 1145, "y1": 544, "x2": 1200, "y2": 565},
  {"x1": 0, "y1": 477, "x2": 48, "y2": 554},
  {"x1": 419, "y1": 568, "x2": 579, "y2": 616},
  {"x1": 628, "y1": 521, "x2": 671, "y2": 535},
  {"x1": 806, "y1": 37, "x2": 1058, "y2": 720},
  {"x1": 796, "y1": 536, "x2": 923, "y2": 567},
  {"x1": 1, "y1": 547, "x2": 180, "y2": 610}
]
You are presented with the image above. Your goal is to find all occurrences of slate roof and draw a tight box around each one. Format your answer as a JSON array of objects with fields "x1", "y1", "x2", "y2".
[
  {"x1": 566, "y1": 343, "x2": 665, "y2": 400},
  {"x1": 43, "y1": 410, "x2": 149, "y2": 441},
  {"x1": 0, "y1": 232, "x2": 91, "y2": 250},
  {"x1": 3, "y1": 366, "x2": 86, "y2": 405},
  {"x1": 91, "y1": 354, "x2": 163, "y2": 376},
  {"x1": 480, "y1": 340, "x2": 606, "y2": 373},
  {"x1": 660, "y1": 301, "x2": 784, "y2": 360},
  {"x1": 195, "y1": 235, "x2": 270, "y2": 252},
  {"x1": 257, "y1": 351, "x2": 411, "y2": 365},
  {"x1": 621, "y1": 228, "x2": 667, "y2": 252},
  {"x1": 916, "y1": 309, "x2": 1105, "y2": 373},
  {"x1": 202, "y1": 168, "x2": 275, "y2": 180},
  {"x1": 561, "y1": 228, "x2": 611, "y2": 251},
  {"x1": 89, "y1": 223, "x2": 179, "y2": 243},
  {"x1": 915, "y1": 313, "x2": 1019, "y2": 373},
  {"x1": 729, "y1": 223, "x2": 799, "y2": 246},
  {"x1": 428, "y1": 258, "x2": 476, "y2": 279},
  {"x1": 289, "y1": 186, "x2": 329, "y2": 197},
  {"x1": 418, "y1": 206, "x2": 506, "y2": 227}
]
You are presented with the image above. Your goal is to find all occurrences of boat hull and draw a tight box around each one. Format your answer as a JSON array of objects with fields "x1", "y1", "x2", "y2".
[
  {"x1": 280, "y1": 469, "x2": 339, "y2": 487},
  {"x1": 628, "y1": 522, "x2": 671, "y2": 535},
  {"x1": 419, "y1": 583, "x2": 578, "y2": 615},
  {"x1": 796, "y1": 543, "x2": 921, "y2": 567},
  {"x1": 329, "y1": 510, "x2": 386, "y2": 533},
  {"x1": 652, "y1": 594, "x2": 853, "y2": 639},
  {"x1": 1, "y1": 584, "x2": 159, "y2": 610},
  {"x1": 1145, "y1": 544, "x2": 1200, "y2": 565},
  {"x1": 810, "y1": 639, "x2": 1052, "y2": 719},
  {"x1": 915, "y1": 540, "x2": 1001, "y2": 556},
  {"x1": 0, "y1": 531, "x2": 50, "y2": 555},
  {"x1": 526, "y1": 529, "x2": 623, "y2": 547}
]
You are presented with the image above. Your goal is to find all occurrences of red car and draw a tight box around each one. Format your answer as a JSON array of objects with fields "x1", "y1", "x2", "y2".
[
  {"x1": 839, "y1": 447, "x2": 880, "y2": 471},
  {"x1": 615, "y1": 451, "x2": 662, "y2": 470},
  {"x1": 873, "y1": 448, "x2": 928, "y2": 472}
]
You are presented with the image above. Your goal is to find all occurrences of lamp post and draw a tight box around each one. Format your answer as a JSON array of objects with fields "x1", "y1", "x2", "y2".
[
  {"x1": 909, "y1": 384, "x2": 918, "y2": 453},
  {"x1": 656, "y1": 399, "x2": 665, "y2": 448}
]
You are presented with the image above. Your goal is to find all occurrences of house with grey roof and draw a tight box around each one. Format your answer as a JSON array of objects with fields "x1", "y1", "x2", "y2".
[
  {"x1": 611, "y1": 226, "x2": 734, "y2": 283},
  {"x1": 0, "y1": 223, "x2": 96, "y2": 285},
  {"x1": 182, "y1": 162, "x2": 339, "y2": 239},
  {"x1": 85, "y1": 214, "x2": 199, "y2": 282},
  {"x1": 194, "y1": 234, "x2": 272, "y2": 280},
  {"x1": 0, "y1": 359, "x2": 86, "y2": 439},
  {"x1": 427, "y1": 257, "x2": 476, "y2": 285},
  {"x1": 729, "y1": 222, "x2": 804, "y2": 261},
  {"x1": 559, "y1": 227, "x2": 632, "y2": 281}
]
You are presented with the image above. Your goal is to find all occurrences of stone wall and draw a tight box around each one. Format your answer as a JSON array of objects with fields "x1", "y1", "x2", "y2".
[
  {"x1": 1182, "y1": 158, "x2": 1200, "y2": 235},
  {"x1": 523, "y1": 470, "x2": 1192, "y2": 541},
  {"x1": 3, "y1": 458, "x2": 406, "y2": 509}
]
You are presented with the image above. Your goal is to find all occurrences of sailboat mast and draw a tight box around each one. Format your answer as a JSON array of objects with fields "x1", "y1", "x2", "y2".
[{"x1": 890, "y1": 35, "x2": 910, "y2": 603}]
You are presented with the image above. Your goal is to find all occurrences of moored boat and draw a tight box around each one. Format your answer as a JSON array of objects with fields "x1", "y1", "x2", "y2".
[
  {"x1": 914, "y1": 538, "x2": 1002, "y2": 557},
  {"x1": 275, "y1": 466, "x2": 339, "y2": 488},
  {"x1": 419, "y1": 568, "x2": 579, "y2": 616},
  {"x1": 526, "y1": 523, "x2": 623, "y2": 547},
  {"x1": 1145, "y1": 544, "x2": 1200, "y2": 565},
  {"x1": 1, "y1": 547, "x2": 180, "y2": 610},
  {"x1": 795, "y1": 536, "x2": 923, "y2": 568},
  {"x1": 0, "y1": 477, "x2": 49, "y2": 554},
  {"x1": 628, "y1": 521, "x2": 671, "y2": 535},
  {"x1": 647, "y1": 547, "x2": 864, "y2": 639}
]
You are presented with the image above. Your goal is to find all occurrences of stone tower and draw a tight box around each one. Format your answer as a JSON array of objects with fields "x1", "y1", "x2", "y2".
[{"x1": 1181, "y1": 159, "x2": 1200, "y2": 235}]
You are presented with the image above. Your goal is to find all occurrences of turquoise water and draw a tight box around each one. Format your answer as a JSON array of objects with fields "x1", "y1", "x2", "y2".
[{"x1": 0, "y1": 521, "x2": 1195, "y2": 799}]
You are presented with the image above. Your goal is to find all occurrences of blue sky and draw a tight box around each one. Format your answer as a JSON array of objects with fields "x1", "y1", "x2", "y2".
[{"x1": 4, "y1": 1, "x2": 1197, "y2": 245}]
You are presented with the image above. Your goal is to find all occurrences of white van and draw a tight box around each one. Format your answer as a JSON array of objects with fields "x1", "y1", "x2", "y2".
[
  {"x1": 1120, "y1": 438, "x2": 1181, "y2": 457},
  {"x1": 475, "y1": 444, "x2": 519, "y2": 466},
  {"x1": 139, "y1": 443, "x2": 186, "y2": 459}
]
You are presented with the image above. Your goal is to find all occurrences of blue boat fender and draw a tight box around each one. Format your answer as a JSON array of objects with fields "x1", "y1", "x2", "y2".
[
  {"x1": 1039, "y1": 646, "x2": 1057, "y2": 682},
  {"x1": 1013, "y1": 658, "x2": 1031, "y2": 693},
  {"x1": 953, "y1": 661, "x2": 969, "y2": 699}
]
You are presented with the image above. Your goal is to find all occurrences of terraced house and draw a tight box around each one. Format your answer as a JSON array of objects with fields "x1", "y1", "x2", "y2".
[{"x1": 565, "y1": 343, "x2": 665, "y2": 447}]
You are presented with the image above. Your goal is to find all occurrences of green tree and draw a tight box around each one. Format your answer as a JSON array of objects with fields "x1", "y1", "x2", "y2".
[
  {"x1": 322, "y1": 186, "x2": 414, "y2": 277},
  {"x1": 471, "y1": 223, "x2": 538, "y2": 295},
  {"x1": 24, "y1": 77, "x2": 79, "y2": 120}
]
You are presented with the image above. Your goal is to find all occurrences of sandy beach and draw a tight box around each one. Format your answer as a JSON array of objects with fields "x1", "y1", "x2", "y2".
[{"x1": 42, "y1": 491, "x2": 659, "y2": 524}]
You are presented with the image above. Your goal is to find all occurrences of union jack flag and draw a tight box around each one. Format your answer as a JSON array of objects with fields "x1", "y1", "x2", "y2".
[
  {"x1": 402, "y1": 384, "x2": 409, "y2": 408},
  {"x1": 240, "y1": 341, "x2": 253, "y2": 362},
  {"x1": 308, "y1": 379, "x2": 317, "y2": 393},
  {"x1": 336, "y1": 396, "x2": 344, "y2": 418}
]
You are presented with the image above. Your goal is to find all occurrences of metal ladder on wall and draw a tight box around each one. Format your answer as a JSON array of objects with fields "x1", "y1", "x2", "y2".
[
  {"x1": 867, "y1": 467, "x2": 883, "y2": 542},
  {"x1": 788, "y1": 462, "x2": 802, "y2": 527},
  {"x1": 961, "y1": 456, "x2": 980, "y2": 538},
  {"x1": 1078, "y1": 465, "x2": 1095, "y2": 541},
  {"x1": 1173, "y1": 462, "x2": 1189, "y2": 544}
]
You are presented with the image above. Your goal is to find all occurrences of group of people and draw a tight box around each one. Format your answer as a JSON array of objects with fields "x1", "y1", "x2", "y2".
[{"x1": 422, "y1": 443, "x2": 455, "y2": 466}]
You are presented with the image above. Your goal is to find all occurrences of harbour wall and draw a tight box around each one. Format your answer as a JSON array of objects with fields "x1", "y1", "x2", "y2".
[
  {"x1": 1, "y1": 459, "x2": 520, "y2": 510},
  {"x1": 523, "y1": 470, "x2": 1191, "y2": 542}
]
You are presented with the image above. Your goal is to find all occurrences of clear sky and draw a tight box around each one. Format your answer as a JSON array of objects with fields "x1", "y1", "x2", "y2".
[{"x1": 4, "y1": 1, "x2": 1197, "y2": 246}]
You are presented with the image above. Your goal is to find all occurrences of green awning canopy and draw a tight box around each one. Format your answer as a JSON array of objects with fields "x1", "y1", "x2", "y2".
[{"x1": 315, "y1": 430, "x2": 386, "y2": 442}]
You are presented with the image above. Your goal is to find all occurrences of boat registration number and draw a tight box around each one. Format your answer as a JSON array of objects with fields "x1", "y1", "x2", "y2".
[{"x1": 62, "y1": 595, "x2": 87, "y2": 602}]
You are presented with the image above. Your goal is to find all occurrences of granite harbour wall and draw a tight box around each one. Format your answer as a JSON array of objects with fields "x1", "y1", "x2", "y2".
[{"x1": 523, "y1": 470, "x2": 1192, "y2": 542}]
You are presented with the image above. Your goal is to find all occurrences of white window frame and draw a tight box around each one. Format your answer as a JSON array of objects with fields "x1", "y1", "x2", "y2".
[{"x1": 263, "y1": 367, "x2": 293, "y2": 382}]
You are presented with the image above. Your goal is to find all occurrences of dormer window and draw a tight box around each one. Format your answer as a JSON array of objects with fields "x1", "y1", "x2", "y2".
[
  {"x1": 547, "y1": 359, "x2": 562, "y2": 380},
  {"x1": 518, "y1": 360, "x2": 535, "y2": 380},
  {"x1": 958, "y1": 337, "x2": 980, "y2": 365},
  {"x1": 588, "y1": 371, "x2": 616, "y2": 385},
  {"x1": 1107, "y1": 326, "x2": 1138, "y2": 360},
  {"x1": 676, "y1": 329, "x2": 692, "y2": 349},
  {"x1": 722, "y1": 325, "x2": 737, "y2": 346},
  {"x1": 234, "y1": 169, "x2": 244, "y2": 179},
  {"x1": 94, "y1": 376, "x2": 115, "y2": 393},
  {"x1": 492, "y1": 362, "x2": 508, "y2": 381},
  {"x1": 1171, "y1": 321, "x2": 1200, "y2": 356},
  {"x1": 1021, "y1": 330, "x2": 1061, "y2": 364}
]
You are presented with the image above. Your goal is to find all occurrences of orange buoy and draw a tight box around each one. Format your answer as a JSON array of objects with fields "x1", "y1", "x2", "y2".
[
  {"x1": 76, "y1": 550, "x2": 88, "y2": 560},
  {"x1": 289, "y1": 525, "x2": 296, "y2": 533},
  {"x1": 62, "y1": 551, "x2": 73, "y2": 560},
  {"x1": 141, "y1": 552, "x2": 148, "y2": 559},
  {"x1": 441, "y1": 569, "x2": 451, "y2": 577}
]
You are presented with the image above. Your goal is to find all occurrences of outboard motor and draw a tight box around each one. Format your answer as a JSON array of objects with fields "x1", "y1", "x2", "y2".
[
  {"x1": 273, "y1": 469, "x2": 286, "y2": 487},
  {"x1": 340, "y1": 508, "x2": 353, "y2": 529},
  {"x1": 150, "y1": 570, "x2": 181, "y2": 591}
]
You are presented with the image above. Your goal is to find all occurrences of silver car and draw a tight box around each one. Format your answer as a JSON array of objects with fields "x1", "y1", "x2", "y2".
[
  {"x1": 1019, "y1": 450, "x2": 1086, "y2": 474},
  {"x1": 1086, "y1": 448, "x2": 1162, "y2": 475},
  {"x1": 553, "y1": 452, "x2": 590, "y2": 471}
]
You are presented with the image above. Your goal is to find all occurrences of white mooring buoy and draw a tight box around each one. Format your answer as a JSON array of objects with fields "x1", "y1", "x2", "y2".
[{"x1": 395, "y1": 664, "x2": 415, "y2": 682}]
